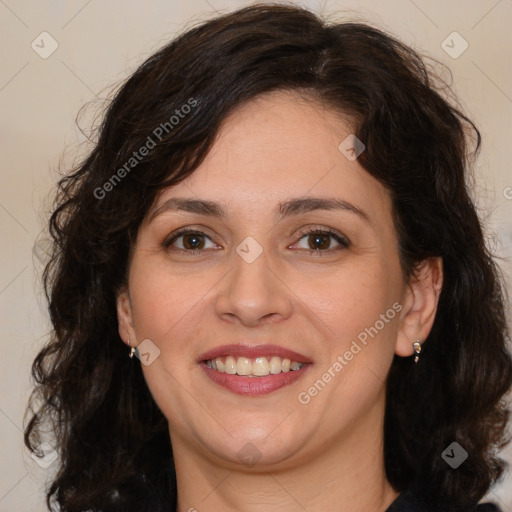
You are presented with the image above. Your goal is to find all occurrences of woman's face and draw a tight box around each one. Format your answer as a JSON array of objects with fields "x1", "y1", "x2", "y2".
[{"x1": 117, "y1": 90, "x2": 436, "y2": 469}]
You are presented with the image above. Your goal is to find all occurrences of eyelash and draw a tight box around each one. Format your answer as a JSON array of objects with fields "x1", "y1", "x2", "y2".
[
  {"x1": 163, "y1": 226, "x2": 350, "y2": 255},
  {"x1": 295, "y1": 227, "x2": 351, "y2": 252}
]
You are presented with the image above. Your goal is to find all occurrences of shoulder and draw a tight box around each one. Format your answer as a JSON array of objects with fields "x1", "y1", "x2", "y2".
[{"x1": 386, "y1": 483, "x2": 502, "y2": 512}]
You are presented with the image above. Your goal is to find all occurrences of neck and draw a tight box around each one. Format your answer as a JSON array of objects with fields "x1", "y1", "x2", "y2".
[{"x1": 171, "y1": 395, "x2": 398, "y2": 512}]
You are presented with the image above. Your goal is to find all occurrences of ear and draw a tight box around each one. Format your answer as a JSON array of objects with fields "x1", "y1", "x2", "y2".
[
  {"x1": 116, "y1": 285, "x2": 136, "y2": 347},
  {"x1": 395, "y1": 257, "x2": 443, "y2": 357}
]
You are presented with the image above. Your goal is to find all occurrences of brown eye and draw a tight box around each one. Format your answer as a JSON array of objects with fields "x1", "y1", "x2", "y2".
[
  {"x1": 181, "y1": 233, "x2": 205, "y2": 250},
  {"x1": 164, "y1": 229, "x2": 217, "y2": 252},
  {"x1": 306, "y1": 232, "x2": 331, "y2": 250},
  {"x1": 294, "y1": 228, "x2": 350, "y2": 252}
]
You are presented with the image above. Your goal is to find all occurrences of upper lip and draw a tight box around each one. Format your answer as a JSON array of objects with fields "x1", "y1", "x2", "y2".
[{"x1": 197, "y1": 344, "x2": 312, "y2": 364}]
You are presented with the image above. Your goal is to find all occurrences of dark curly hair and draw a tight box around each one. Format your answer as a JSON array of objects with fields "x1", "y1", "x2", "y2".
[{"x1": 24, "y1": 4, "x2": 512, "y2": 511}]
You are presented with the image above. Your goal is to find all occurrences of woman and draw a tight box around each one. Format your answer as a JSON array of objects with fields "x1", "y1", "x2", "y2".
[{"x1": 24, "y1": 4, "x2": 512, "y2": 511}]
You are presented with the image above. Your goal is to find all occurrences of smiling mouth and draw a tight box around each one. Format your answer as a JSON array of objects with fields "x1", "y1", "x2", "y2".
[
  {"x1": 198, "y1": 344, "x2": 312, "y2": 395},
  {"x1": 204, "y1": 356, "x2": 305, "y2": 377}
]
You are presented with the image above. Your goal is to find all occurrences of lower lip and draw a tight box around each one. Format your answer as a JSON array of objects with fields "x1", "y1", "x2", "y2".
[{"x1": 200, "y1": 363, "x2": 312, "y2": 395}]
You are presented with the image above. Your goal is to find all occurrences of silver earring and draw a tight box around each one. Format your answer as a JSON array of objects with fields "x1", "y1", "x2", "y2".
[
  {"x1": 128, "y1": 337, "x2": 136, "y2": 358},
  {"x1": 413, "y1": 340, "x2": 422, "y2": 363}
]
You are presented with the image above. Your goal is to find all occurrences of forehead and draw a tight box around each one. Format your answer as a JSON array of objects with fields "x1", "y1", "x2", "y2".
[
  {"x1": 212, "y1": 89, "x2": 353, "y2": 163},
  {"x1": 150, "y1": 89, "x2": 391, "y2": 226}
]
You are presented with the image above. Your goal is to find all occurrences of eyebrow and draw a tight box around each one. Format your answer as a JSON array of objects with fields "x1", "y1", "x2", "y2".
[{"x1": 149, "y1": 196, "x2": 370, "y2": 223}]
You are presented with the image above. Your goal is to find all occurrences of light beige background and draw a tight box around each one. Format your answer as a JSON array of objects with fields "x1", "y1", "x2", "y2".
[{"x1": 1, "y1": 1, "x2": 511, "y2": 510}]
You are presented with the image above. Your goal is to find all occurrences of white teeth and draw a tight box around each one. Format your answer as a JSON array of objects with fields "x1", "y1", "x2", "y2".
[
  {"x1": 225, "y1": 356, "x2": 237, "y2": 375},
  {"x1": 206, "y1": 356, "x2": 305, "y2": 376},
  {"x1": 236, "y1": 357, "x2": 252, "y2": 376},
  {"x1": 252, "y1": 357, "x2": 270, "y2": 376},
  {"x1": 269, "y1": 356, "x2": 282, "y2": 374}
]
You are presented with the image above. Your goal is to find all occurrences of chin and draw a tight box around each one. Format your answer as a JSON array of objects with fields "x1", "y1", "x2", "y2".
[{"x1": 204, "y1": 419, "x2": 307, "y2": 466}]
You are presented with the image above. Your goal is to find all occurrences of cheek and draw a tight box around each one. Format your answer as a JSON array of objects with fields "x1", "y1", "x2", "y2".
[
  {"x1": 296, "y1": 266, "x2": 399, "y2": 411},
  {"x1": 294, "y1": 261, "x2": 396, "y2": 344},
  {"x1": 127, "y1": 256, "x2": 212, "y2": 343},
  {"x1": 127, "y1": 259, "x2": 211, "y2": 421}
]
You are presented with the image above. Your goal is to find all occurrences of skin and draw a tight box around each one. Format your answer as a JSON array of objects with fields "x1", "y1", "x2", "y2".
[{"x1": 117, "y1": 90, "x2": 443, "y2": 512}]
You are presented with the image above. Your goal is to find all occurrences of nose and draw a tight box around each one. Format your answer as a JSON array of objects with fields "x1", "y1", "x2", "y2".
[{"x1": 215, "y1": 244, "x2": 293, "y2": 327}]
